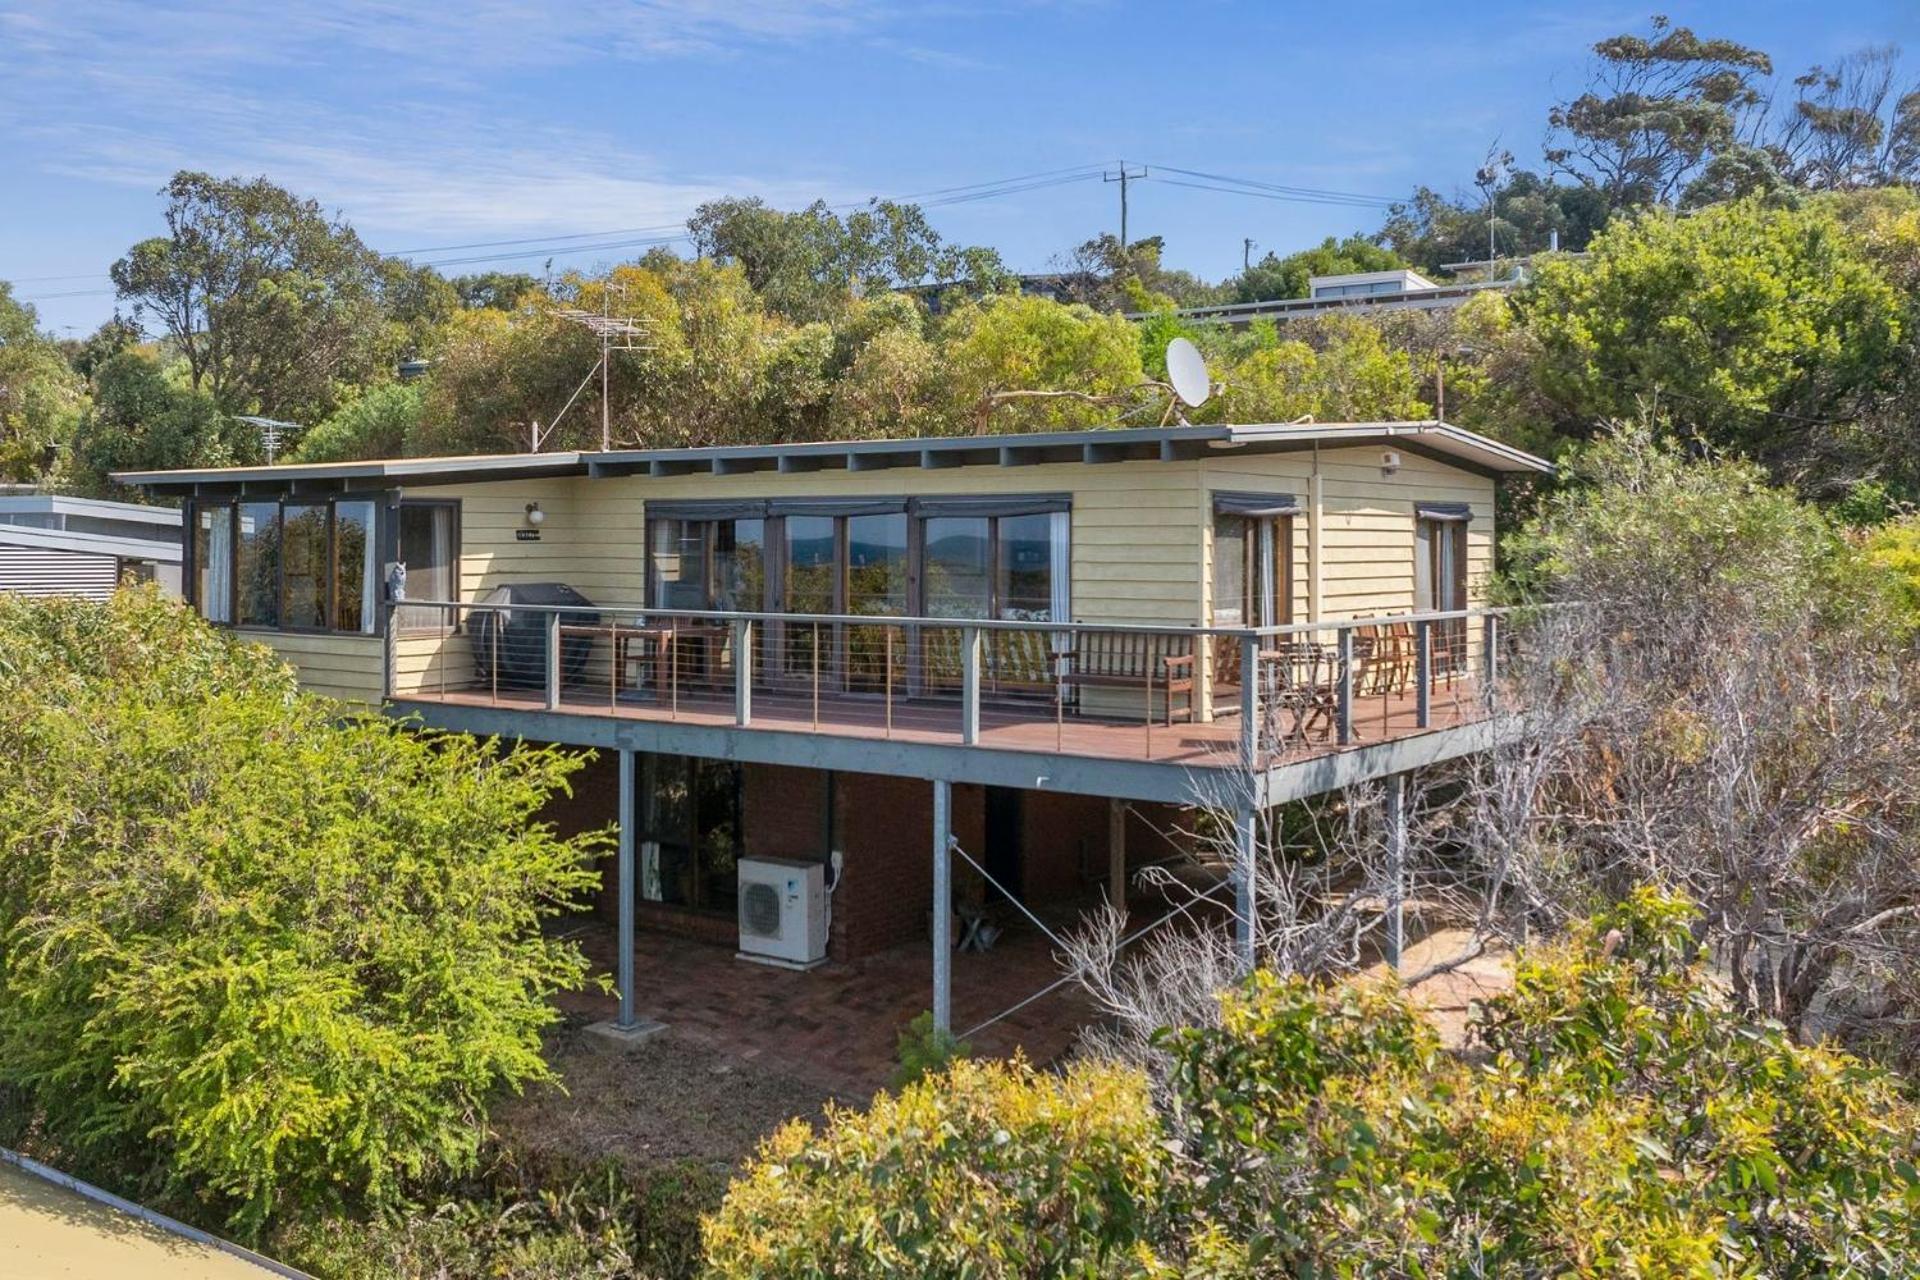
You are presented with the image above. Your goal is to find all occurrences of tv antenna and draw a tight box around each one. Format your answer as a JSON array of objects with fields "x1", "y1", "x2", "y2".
[
  {"x1": 532, "y1": 283, "x2": 655, "y2": 452},
  {"x1": 236, "y1": 415, "x2": 303, "y2": 464},
  {"x1": 1164, "y1": 337, "x2": 1211, "y2": 424}
]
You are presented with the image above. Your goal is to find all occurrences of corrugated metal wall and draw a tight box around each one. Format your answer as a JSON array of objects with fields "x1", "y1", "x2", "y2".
[{"x1": 0, "y1": 546, "x2": 121, "y2": 600}]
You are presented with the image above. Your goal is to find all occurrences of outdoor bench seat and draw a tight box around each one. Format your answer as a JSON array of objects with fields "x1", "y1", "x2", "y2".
[{"x1": 1052, "y1": 630, "x2": 1196, "y2": 725}]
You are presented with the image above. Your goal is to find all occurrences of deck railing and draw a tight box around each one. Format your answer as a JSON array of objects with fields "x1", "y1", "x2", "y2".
[{"x1": 382, "y1": 599, "x2": 1522, "y2": 771}]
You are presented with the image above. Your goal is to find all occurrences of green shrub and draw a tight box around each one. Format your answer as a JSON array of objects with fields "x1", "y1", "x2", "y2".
[
  {"x1": 276, "y1": 1163, "x2": 640, "y2": 1280},
  {"x1": 0, "y1": 589, "x2": 609, "y2": 1235},
  {"x1": 1163, "y1": 886, "x2": 1920, "y2": 1274},
  {"x1": 702, "y1": 1055, "x2": 1170, "y2": 1278},
  {"x1": 891, "y1": 1008, "x2": 969, "y2": 1087},
  {"x1": 271, "y1": 1148, "x2": 728, "y2": 1280},
  {"x1": 710, "y1": 889, "x2": 1920, "y2": 1277}
]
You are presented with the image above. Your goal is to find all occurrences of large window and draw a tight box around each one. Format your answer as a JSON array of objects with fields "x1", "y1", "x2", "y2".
[
  {"x1": 844, "y1": 513, "x2": 908, "y2": 692},
  {"x1": 334, "y1": 501, "x2": 377, "y2": 632},
  {"x1": 281, "y1": 504, "x2": 331, "y2": 629},
  {"x1": 782, "y1": 515, "x2": 838, "y2": 680},
  {"x1": 235, "y1": 502, "x2": 281, "y2": 628},
  {"x1": 190, "y1": 497, "x2": 402, "y2": 635},
  {"x1": 638, "y1": 753, "x2": 741, "y2": 914}
]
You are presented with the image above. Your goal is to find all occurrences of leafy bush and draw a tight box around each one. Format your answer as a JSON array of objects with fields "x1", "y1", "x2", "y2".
[
  {"x1": 276, "y1": 1162, "x2": 641, "y2": 1280},
  {"x1": 272, "y1": 1148, "x2": 729, "y2": 1280},
  {"x1": 709, "y1": 890, "x2": 1920, "y2": 1277},
  {"x1": 891, "y1": 1009, "x2": 969, "y2": 1087},
  {"x1": 0, "y1": 589, "x2": 608, "y2": 1234},
  {"x1": 703, "y1": 1056, "x2": 1170, "y2": 1278}
]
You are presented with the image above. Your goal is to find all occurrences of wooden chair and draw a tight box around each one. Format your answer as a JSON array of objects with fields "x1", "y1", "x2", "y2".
[{"x1": 1053, "y1": 631, "x2": 1196, "y2": 725}]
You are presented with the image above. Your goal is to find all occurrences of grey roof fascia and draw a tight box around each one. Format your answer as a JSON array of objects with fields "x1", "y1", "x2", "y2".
[
  {"x1": 113, "y1": 452, "x2": 588, "y2": 495},
  {"x1": 0, "y1": 523, "x2": 183, "y2": 562}
]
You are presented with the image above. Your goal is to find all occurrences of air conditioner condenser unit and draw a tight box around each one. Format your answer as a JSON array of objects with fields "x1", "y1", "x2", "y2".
[{"x1": 736, "y1": 856, "x2": 828, "y2": 970}]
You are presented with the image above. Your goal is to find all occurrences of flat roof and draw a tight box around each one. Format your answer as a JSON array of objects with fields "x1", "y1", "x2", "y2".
[
  {"x1": 114, "y1": 451, "x2": 590, "y2": 496},
  {"x1": 115, "y1": 423, "x2": 1550, "y2": 496},
  {"x1": 0, "y1": 494, "x2": 182, "y2": 526},
  {"x1": 0, "y1": 523, "x2": 183, "y2": 562}
]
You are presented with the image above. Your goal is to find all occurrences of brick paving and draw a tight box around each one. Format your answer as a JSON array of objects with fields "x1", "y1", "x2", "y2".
[{"x1": 555, "y1": 910, "x2": 1097, "y2": 1098}]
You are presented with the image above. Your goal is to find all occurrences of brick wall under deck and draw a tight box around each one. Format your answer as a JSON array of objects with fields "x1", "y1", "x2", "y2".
[{"x1": 550, "y1": 751, "x2": 1196, "y2": 964}]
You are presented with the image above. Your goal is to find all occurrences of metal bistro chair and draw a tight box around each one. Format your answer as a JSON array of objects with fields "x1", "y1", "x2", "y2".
[{"x1": 1258, "y1": 640, "x2": 1342, "y2": 752}]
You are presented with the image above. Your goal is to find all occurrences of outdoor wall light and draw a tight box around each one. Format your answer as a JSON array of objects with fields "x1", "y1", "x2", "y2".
[
  {"x1": 524, "y1": 502, "x2": 545, "y2": 527},
  {"x1": 1380, "y1": 450, "x2": 1403, "y2": 478}
]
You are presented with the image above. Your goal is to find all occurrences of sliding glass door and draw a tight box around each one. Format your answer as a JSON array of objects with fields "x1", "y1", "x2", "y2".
[
  {"x1": 844, "y1": 513, "x2": 908, "y2": 693},
  {"x1": 643, "y1": 495, "x2": 1069, "y2": 699}
]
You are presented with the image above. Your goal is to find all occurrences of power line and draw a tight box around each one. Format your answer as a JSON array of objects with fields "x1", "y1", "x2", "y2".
[
  {"x1": 1156, "y1": 177, "x2": 1400, "y2": 210},
  {"x1": 392, "y1": 164, "x2": 1114, "y2": 260},
  {"x1": 6, "y1": 158, "x2": 1403, "y2": 299},
  {"x1": 1149, "y1": 164, "x2": 1402, "y2": 207},
  {"x1": 12, "y1": 287, "x2": 116, "y2": 300}
]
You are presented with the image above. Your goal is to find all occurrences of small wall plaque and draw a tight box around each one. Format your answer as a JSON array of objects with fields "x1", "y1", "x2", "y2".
[{"x1": 515, "y1": 528, "x2": 542, "y2": 542}]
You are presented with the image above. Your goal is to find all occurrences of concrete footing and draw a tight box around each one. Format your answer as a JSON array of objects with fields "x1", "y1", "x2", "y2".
[{"x1": 585, "y1": 1017, "x2": 668, "y2": 1046}]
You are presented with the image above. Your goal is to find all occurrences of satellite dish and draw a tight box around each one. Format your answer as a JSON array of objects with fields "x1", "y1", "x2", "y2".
[{"x1": 1166, "y1": 337, "x2": 1211, "y2": 408}]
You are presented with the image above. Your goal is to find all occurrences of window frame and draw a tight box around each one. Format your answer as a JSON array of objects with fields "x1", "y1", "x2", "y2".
[
  {"x1": 642, "y1": 495, "x2": 1071, "y2": 692},
  {"x1": 390, "y1": 498, "x2": 464, "y2": 636},
  {"x1": 642, "y1": 498, "x2": 1070, "y2": 622},
  {"x1": 184, "y1": 492, "x2": 441, "y2": 638}
]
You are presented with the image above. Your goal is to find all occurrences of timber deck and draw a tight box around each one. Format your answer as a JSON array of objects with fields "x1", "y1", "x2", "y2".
[{"x1": 393, "y1": 674, "x2": 1487, "y2": 771}]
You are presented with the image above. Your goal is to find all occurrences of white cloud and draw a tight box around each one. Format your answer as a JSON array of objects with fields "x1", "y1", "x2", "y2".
[{"x1": 0, "y1": 0, "x2": 909, "y2": 250}]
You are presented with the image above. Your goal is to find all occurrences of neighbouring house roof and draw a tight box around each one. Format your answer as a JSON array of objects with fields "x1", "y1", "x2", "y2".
[
  {"x1": 115, "y1": 422, "x2": 1552, "y2": 497},
  {"x1": 113, "y1": 452, "x2": 591, "y2": 496},
  {"x1": 0, "y1": 494, "x2": 183, "y2": 528},
  {"x1": 0, "y1": 523, "x2": 183, "y2": 563},
  {"x1": 1307, "y1": 268, "x2": 1440, "y2": 292}
]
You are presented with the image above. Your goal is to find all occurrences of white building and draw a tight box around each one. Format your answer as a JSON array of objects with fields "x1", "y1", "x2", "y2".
[
  {"x1": 0, "y1": 493, "x2": 183, "y2": 599},
  {"x1": 1306, "y1": 268, "x2": 1440, "y2": 300}
]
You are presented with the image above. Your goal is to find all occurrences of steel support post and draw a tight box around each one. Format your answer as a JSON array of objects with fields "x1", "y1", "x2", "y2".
[
  {"x1": 617, "y1": 748, "x2": 636, "y2": 1029},
  {"x1": 1234, "y1": 803, "x2": 1258, "y2": 973},
  {"x1": 1385, "y1": 771, "x2": 1408, "y2": 970},
  {"x1": 932, "y1": 779, "x2": 953, "y2": 1033},
  {"x1": 545, "y1": 612, "x2": 562, "y2": 711},
  {"x1": 733, "y1": 619, "x2": 753, "y2": 725}
]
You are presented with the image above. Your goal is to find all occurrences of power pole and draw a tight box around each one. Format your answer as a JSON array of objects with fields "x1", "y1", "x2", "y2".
[
  {"x1": 1243, "y1": 237, "x2": 1255, "y2": 271},
  {"x1": 1103, "y1": 161, "x2": 1147, "y2": 253}
]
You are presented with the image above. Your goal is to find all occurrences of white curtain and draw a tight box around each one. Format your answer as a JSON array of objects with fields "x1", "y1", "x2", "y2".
[
  {"x1": 1048, "y1": 510, "x2": 1071, "y2": 677},
  {"x1": 1256, "y1": 519, "x2": 1278, "y2": 628},
  {"x1": 203, "y1": 508, "x2": 233, "y2": 624},
  {"x1": 344, "y1": 501, "x2": 378, "y2": 633},
  {"x1": 1414, "y1": 520, "x2": 1434, "y2": 612},
  {"x1": 428, "y1": 507, "x2": 453, "y2": 601},
  {"x1": 1047, "y1": 511, "x2": 1070, "y2": 623}
]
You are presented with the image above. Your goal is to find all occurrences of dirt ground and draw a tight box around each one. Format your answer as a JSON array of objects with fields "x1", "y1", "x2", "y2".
[
  {"x1": 498, "y1": 928, "x2": 1515, "y2": 1182},
  {"x1": 494, "y1": 1014, "x2": 849, "y2": 1176}
]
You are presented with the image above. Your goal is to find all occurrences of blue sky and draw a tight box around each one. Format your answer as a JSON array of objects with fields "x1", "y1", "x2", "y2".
[{"x1": 3, "y1": 0, "x2": 1916, "y2": 336}]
